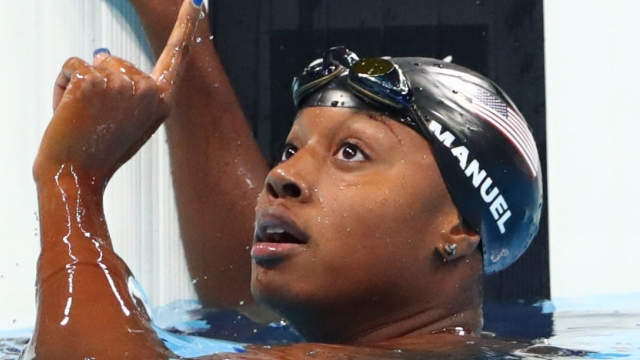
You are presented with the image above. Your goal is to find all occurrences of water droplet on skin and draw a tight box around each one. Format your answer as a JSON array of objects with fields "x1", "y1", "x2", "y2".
[
  {"x1": 192, "y1": 279, "x2": 198, "y2": 284},
  {"x1": 317, "y1": 217, "x2": 321, "y2": 222},
  {"x1": 209, "y1": 35, "x2": 214, "y2": 40},
  {"x1": 196, "y1": 37, "x2": 202, "y2": 43},
  {"x1": 239, "y1": 300, "x2": 245, "y2": 306}
]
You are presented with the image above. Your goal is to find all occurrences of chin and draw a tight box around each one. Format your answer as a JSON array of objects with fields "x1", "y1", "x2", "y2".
[
  {"x1": 250, "y1": 263, "x2": 326, "y2": 318},
  {"x1": 252, "y1": 267, "x2": 298, "y2": 307}
]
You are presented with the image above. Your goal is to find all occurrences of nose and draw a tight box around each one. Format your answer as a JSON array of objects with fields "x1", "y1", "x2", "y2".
[{"x1": 264, "y1": 162, "x2": 313, "y2": 203}]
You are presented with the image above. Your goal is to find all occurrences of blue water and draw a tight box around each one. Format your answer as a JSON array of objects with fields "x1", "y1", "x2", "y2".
[{"x1": 2, "y1": 294, "x2": 639, "y2": 359}]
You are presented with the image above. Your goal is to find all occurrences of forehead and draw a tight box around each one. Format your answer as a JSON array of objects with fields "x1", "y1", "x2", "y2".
[
  {"x1": 290, "y1": 107, "x2": 399, "y2": 138},
  {"x1": 291, "y1": 106, "x2": 437, "y2": 150}
]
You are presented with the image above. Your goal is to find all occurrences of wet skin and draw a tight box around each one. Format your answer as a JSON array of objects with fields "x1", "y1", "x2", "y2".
[
  {"x1": 251, "y1": 108, "x2": 483, "y2": 344},
  {"x1": 27, "y1": 0, "x2": 204, "y2": 358}
]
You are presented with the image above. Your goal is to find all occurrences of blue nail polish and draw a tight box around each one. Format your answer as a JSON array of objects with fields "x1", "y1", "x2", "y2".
[
  {"x1": 93, "y1": 48, "x2": 111, "y2": 57},
  {"x1": 192, "y1": 0, "x2": 203, "y2": 7}
]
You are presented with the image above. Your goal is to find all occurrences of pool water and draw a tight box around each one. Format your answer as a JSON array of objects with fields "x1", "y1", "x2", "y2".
[{"x1": 2, "y1": 295, "x2": 639, "y2": 359}]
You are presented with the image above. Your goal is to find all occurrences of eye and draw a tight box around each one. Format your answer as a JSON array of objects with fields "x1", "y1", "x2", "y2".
[
  {"x1": 281, "y1": 143, "x2": 298, "y2": 162},
  {"x1": 335, "y1": 142, "x2": 367, "y2": 162}
]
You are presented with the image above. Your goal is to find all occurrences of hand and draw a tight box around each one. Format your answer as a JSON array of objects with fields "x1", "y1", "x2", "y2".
[{"x1": 34, "y1": 0, "x2": 204, "y2": 188}]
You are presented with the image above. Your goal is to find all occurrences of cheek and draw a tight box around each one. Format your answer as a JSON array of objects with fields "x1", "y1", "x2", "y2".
[{"x1": 316, "y1": 176, "x2": 432, "y2": 269}]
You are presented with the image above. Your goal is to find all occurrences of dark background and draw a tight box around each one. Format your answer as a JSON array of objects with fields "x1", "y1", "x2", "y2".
[{"x1": 208, "y1": 0, "x2": 549, "y2": 305}]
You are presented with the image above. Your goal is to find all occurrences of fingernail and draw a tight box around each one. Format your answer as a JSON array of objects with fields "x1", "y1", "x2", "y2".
[
  {"x1": 93, "y1": 48, "x2": 111, "y2": 57},
  {"x1": 192, "y1": 0, "x2": 203, "y2": 7}
]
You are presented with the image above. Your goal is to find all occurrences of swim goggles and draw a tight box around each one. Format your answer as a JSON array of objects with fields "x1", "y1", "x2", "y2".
[{"x1": 291, "y1": 46, "x2": 430, "y2": 138}]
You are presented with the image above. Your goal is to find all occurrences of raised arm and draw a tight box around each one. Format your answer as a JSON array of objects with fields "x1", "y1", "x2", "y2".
[
  {"x1": 27, "y1": 1, "x2": 203, "y2": 358},
  {"x1": 128, "y1": 1, "x2": 269, "y2": 308}
]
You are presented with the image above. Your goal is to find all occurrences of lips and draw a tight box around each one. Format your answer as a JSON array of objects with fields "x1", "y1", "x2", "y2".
[{"x1": 252, "y1": 212, "x2": 309, "y2": 266}]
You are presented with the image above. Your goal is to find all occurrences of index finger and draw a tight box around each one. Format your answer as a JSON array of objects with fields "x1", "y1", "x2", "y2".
[{"x1": 150, "y1": 0, "x2": 204, "y2": 100}]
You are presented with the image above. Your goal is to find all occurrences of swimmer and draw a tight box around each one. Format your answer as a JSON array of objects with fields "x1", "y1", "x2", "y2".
[{"x1": 25, "y1": 0, "x2": 542, "y2": 358}]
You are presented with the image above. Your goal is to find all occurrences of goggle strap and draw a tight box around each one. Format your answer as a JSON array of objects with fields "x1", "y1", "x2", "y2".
[{"x1": 293, "y1": 65, "x2": 345, "y2": 106}]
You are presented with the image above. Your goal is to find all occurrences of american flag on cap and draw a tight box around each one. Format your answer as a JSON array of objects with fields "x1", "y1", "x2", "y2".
[{"x1": 470, "y1": 88, "x2": 540, "y2": 177}]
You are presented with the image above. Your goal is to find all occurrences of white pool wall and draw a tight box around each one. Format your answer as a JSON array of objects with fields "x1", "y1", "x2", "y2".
[
  {"x1": 544, "y1": 0, "x2": 640, "y2": 298},
  {"x1": 0, "y1": 1, "x2": 196, "y2": 331},
  {"x1": 0, "y1": 0, "x2": 638, "y2": 331}
]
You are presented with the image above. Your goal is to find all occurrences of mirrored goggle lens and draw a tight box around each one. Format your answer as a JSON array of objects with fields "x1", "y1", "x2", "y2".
[
  {"x1": 348, "y1": 58, "x2": 413, "y2": 109},
  {"x1": 351, "y1": 58, "x2": 395, "y2": 76}
]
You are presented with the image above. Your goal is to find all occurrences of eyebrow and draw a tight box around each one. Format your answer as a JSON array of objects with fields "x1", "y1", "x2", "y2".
[{"x1": 356, "y1": 109, "x2": 402, "y2": 143}]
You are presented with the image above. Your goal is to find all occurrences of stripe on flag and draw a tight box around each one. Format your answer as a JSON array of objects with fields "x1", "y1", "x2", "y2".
[{"x1": 470, "y1": 89, "x2": 540, "y2": 177}]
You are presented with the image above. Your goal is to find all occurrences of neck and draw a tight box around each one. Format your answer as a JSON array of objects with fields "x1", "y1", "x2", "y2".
[{"x1": 280, "y1": 252, "x2": 484, "y2": 344}]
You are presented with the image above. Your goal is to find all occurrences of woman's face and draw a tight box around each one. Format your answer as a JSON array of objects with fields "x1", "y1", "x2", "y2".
[{"x1": 251, "y1": 106, "x2": 461, "y2": 320}]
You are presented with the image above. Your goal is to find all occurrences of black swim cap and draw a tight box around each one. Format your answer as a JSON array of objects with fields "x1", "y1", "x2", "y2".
[{"x1": 294, "y1": 51, "x2": 543, "y2": 273}]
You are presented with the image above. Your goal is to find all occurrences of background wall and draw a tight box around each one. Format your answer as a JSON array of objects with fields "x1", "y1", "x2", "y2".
[
  {"x1": 0, "y1": 0, "x2": 638, "y2": 331},
  {"x1": 0, "y1": 0, "x2": 195, "y2": 331},
  {"x1": 544, "y1": 0, "x2": 640, "y2": 298}
]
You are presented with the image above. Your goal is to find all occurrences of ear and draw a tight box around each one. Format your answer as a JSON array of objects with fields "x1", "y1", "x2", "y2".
[{"x1": 436, "y1": 217, "x2": 481, "y2": 262}]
